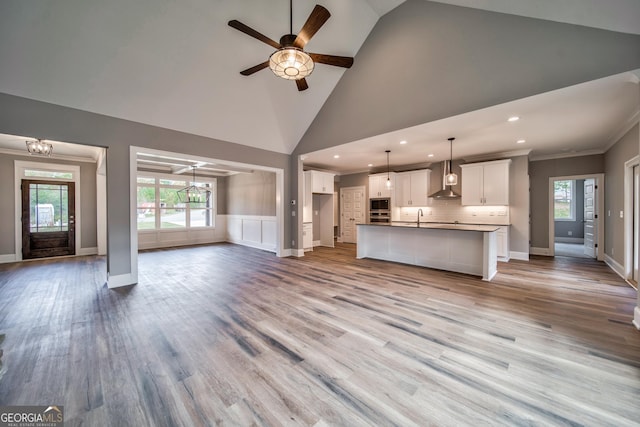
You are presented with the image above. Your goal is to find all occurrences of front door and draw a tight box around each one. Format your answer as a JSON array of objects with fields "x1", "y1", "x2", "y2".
[
  {"x1": 22, "y1": 180, "x2": 76, "y2": 259},
  {"x1": 340, "y1": 186, "x2": 365, "y2": 244},
  {"x1": 583, "y1": 178, "x2": 596, "y2": 258}
]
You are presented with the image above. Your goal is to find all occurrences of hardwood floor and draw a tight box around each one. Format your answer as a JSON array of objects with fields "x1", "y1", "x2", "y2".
[{"x1": 0, "y1": 243, "x2": 638, "y2": 426}]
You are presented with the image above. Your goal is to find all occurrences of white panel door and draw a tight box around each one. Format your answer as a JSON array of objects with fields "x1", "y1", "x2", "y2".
[
  {"x1": 583, "y1": 179, "x2": 596, "y2": 258},
  {"x1": 341, "y1": 186, "x2": 366, "y2": 243}
]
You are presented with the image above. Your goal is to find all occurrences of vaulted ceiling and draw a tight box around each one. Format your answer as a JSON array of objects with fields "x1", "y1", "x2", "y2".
[{"x1": 0, "y1": 0, "x2": 638, "y2": 165}]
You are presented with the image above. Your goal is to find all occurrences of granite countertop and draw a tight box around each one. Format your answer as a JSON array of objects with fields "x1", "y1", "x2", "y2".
[{"x1": 359, "y1": 222, "x2": 501, "y2": 232}]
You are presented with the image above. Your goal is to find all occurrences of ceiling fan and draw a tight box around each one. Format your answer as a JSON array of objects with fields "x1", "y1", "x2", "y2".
[{"x1": 228, "y1": 1, "x2": 354, "y2": 91}]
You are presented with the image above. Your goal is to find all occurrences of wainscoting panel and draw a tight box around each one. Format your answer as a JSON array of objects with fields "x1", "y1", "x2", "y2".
[{"x1": 225, "y1": 215, "x2": 277, "y2": 253}]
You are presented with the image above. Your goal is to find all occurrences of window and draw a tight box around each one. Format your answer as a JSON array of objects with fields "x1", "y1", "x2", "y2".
[
  {"x1": 136, "y1": 174, "x2": 215, "y2": 230},
  {"x1": 554, "y1": 180, "x2": 575, "y2": 221},
  {"x1": 25, "y1": 169, "x2": 74, "y2": 179}
]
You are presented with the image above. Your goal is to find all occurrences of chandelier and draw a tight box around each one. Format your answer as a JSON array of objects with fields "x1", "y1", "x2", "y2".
[
  {"x1": 26, "y1": 139, "x2": 53, "y2": 156},
  {"x1": 177, "y1": 166, "x2": 211, "y2": 204}
]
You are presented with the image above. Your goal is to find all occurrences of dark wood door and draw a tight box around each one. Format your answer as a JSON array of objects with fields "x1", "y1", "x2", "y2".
[{"x1": 22, "y1": 180, "x2": 75, "y2": 259}]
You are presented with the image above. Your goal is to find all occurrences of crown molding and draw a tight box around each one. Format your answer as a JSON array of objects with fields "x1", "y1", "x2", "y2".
[
  {"x1": 529, "y1": 149, "x2": 605, "y2": 162},
  {"x1": 462, "y1": 149, "x2": 531, "y2": 163}
]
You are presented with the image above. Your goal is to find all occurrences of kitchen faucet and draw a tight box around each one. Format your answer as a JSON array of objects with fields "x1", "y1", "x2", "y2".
[{"x1": 417, "y1": 208, "x2": 424, "y2": 226}]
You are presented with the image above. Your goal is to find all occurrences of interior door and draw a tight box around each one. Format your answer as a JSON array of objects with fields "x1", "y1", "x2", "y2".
[
  {"x1": 583, "y1": 178, "x2": 596, "y2": 258},
  {"x1": 22, "y1": 180, "x2": 76, "y2": 259},
  {"x1": 340, "y1": 187, "x2": 365, "y2": 243}
]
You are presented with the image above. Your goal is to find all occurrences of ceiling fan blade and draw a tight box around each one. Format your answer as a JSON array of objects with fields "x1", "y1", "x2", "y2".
[
  {"x1": 296, "y1": 78, "x2": 309, "y2": 91},
  {"x1": 293, "y1": 5, "x2": 331, "y2": 49},
  {"x1": 308, "y1": 53, "x2": 354, "y2": 68},
  {"x1": 240, "y1": 61, "x2": 270, "y2": 76},
  {"x1": 228, "y1": 20, "x2": 281, "y2": 49}
]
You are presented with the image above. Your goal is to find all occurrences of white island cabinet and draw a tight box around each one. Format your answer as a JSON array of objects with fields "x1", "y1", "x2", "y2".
[{"x1": 357, "y1": 223, "x2": 499, "y2": 281}]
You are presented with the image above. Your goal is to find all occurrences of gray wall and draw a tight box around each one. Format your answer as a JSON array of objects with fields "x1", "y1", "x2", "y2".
[
  {"x1": 0, "y1": 153, "x2": 97, "y2": 254},
  {"x1": 554, "y1": 180, "x2": 585, "y2": 239},
  {"x1": 0, "y1": 92, "x2": 290, "y2": 280},
  {"x1": 604, "y1": 123, "x2": 639, "y2": 265},
  {"x1": 225, "y1": 171, "x2": 276, "y2": 216},
  {"x1": 508, "y1": 156, "x2": 530, "y2": 255},
  {"x1": 294, "y1": 0, "x2": 640, "y2": 156},
  {"x1": 529, "y1": 155, "x2": 605, "y2": 249}
]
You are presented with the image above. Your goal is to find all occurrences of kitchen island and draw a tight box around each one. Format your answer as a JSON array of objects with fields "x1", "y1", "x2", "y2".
[{"x1": 356, "y1": 222, "x2": 499, "y2": 281}]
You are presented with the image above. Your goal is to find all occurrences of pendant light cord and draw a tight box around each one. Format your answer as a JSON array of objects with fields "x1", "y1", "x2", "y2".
[{"x1": 290, "y1": 0, "x2": 293, "y2": 34}]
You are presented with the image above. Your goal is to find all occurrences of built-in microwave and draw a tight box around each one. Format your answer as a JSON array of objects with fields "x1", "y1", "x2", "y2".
[
  {"x1": 370, "y1": 198, "x2": 390, "y2": 211},
  {"x1": 370, "y1": 198, "x2": 391, "y2": 223}
]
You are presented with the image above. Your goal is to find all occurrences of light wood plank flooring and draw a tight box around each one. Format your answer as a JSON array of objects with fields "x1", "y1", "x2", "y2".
[{"x1": 0, "y1": 243, "x2": 638, "y2": 426}]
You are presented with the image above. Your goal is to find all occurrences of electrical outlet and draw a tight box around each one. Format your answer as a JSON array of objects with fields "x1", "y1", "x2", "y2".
[
  {"x1": 568, "y1": 231, "x2": 572, "y2": 236},
  {"x1": 620, "y1": 211, "x2": 624, "y2": 218}
]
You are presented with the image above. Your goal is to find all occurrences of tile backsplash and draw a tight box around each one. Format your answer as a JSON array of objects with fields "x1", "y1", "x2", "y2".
[{"x1": 393, "y1": 199, "x2": 510, "y2": 225}]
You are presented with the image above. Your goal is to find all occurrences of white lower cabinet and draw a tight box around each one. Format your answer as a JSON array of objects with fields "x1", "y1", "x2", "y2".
[
  {"x1": 496, "y1": 226, "x2": 509, "y2": 260},
  {"x1": 303, "y1": 223, "x2": 313, "y2": 251}
]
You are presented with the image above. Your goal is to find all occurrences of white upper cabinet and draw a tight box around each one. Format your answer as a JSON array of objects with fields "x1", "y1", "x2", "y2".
[
  {"x1": 369, "y1": 173, "x2": 395, "y2": 198},
  {"x1": 460, "y1": 159, "x2": 511, "y2": 205},
  {"x1": 309, "y1": 170, "x2": 334, "y2": 194},
  {"x1": 397, "y1": 169, "x2": 431, "y2": 206}
]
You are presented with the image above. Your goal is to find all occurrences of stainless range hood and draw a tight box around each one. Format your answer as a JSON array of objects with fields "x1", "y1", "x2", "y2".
[{"x1": 429, "y1": 160, "x2": 461, "y2": 199}]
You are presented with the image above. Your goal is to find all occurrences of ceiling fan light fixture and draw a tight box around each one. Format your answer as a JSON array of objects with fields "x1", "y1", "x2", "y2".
[{"x1": 269, "y1": 47, "x2": 314, "y2": 80}]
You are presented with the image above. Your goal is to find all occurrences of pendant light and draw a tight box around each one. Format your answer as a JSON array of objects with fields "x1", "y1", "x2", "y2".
[
  {"x1": 177, "y1": 166, "x2": 211, "y2": 204},
  {"x1": 444, "y1": 137, "x2": 458, "y2": 186},
  {"x1": 26, "y1": 138, "x2": 53, "y2": 156},
  {"x1": 385, "y1": 150, "x2": 392, "y2": 189}
]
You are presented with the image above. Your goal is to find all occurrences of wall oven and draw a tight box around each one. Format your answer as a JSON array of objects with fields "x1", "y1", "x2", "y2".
[{"x1": 370, "y1": 198, "x2": 390, "y2": 223}]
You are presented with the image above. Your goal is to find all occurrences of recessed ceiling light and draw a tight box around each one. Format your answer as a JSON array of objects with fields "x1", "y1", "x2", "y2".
[
  {"x1": 367, "y1": 163, "x2": 373, "y2": 167},
  {"x1": 427, "y1": 154, "x2": 434, "y2": 157},
  {"x1": 516, "y1": 139, "x2": 526, "y2": 144},
  {"x1": 400, "y1": 140, "x2": 408, "y2": 145},
  {"x1": 508, "y1": 116, "x2": 520, "y2": 122},
  {"x1": 333, "y1": 154, "x2": 340, "y2": 159}
]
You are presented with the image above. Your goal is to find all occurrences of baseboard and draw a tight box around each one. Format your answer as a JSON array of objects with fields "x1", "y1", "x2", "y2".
[
  {"x1": 226, "y1": 238, "x2": 276, "y2": 254},
  {"x1": 77, "y1": 247, "x2": 98, "y2": 256},
  {"x1": 0, "y1": 254, "x2": 17, "y2": 264},
  {"x1": 289, "y1": 248, "x2": 305, "y2": 257},
  {"x1": 604, "y1": 254, "x2": 625, "y2": 280},
  {"x1": 509, "y1": 251, "x2": 530, "y2": 261},
  {"x1": 530, "y1": 247, "x2": 551, "y2": 256},
  {"x1": 313, "y1": 240, "x2": 321, "y2": 247},
  {"x1": 555, "y1": 237, "x2": 584, "y2": 244},
  {"x1": 107, "y1": 272, "x2": 137, "y2": 288}
]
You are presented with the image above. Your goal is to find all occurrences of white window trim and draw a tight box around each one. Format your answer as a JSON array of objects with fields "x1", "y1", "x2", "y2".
[
  {"x1": 14, "y1": 160, "x2": 82, "y2": 261},
  {"x1": 136, "y1": 170, "x2": 217, "y2": 232},
  {"x1": 554, "y1": 179, "x2": 576, "y2": 222}
]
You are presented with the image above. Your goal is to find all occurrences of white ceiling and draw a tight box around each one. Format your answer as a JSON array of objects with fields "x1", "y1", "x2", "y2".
[{"x1": 0, "y1": 0, "x2": 638, "y2": 168}]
